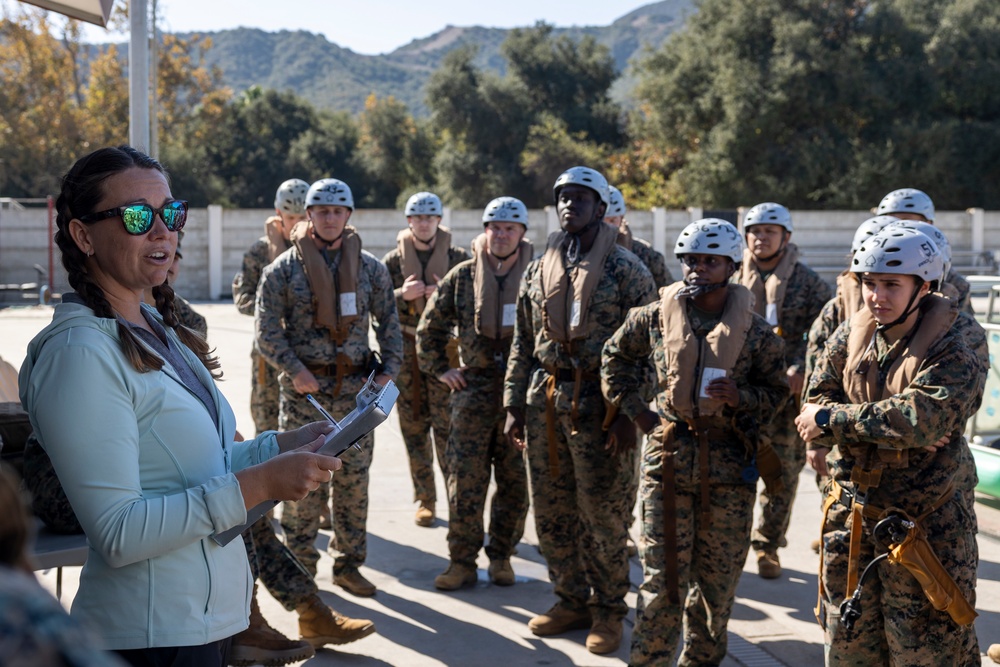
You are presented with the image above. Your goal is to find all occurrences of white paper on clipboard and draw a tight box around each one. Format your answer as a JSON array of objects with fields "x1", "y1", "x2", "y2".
[{"x1": 699, "y1": 368, "x2": 726, "y2": 398}]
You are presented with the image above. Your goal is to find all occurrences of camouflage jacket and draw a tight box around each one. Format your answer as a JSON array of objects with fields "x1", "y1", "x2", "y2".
[
  {"x1": 233, "y1": 236, "x2": 290, "y2": 316},
  {"x1": 416, "y1": 259, "x2": 516, "y2": 379},
  {"x1": 255, "y1": 245, "x2": 403, "y2": 380},
  {"x1": 382, "y1": 245, "x2": 472, "y2": 330},
  {"x1": 804, "y1": 295, "x2": 841, "y2": 388},
  {"x1": 630, "y1": 237, "x2": 673, "y2": 289},
  {"x1": 947, "y1": 267, "x2": 973, "y2": 314},
  {"x1": 804, "y1": 310, "x2": 987, "y2": 516},
  {"x1": 503, "y1": 244, "x2": 656, "y2": 411},
  {"x1": 174, "y1": 294, "x2": 207, "y2": 338},
  {"x1": 601, "y1": 290, "x2": 789, "y2": 485}
]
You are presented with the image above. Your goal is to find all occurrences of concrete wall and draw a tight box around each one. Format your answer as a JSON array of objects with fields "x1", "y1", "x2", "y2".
[{"x1": 2, "y1": 206, "x2": 998, "y2": 302}]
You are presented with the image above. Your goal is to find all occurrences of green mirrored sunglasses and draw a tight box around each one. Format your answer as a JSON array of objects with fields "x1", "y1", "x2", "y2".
[{"x1": 79, "y1": 200, "x2": 188, "y2": 235}]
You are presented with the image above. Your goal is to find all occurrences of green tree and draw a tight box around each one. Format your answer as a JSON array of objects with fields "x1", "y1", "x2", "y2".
[
  {"x1": 428, "y1": 24, "x2": 623, "y2": 208},
  {"x1": 427, "y1": 46, "x2": 534, "y2": 206},
  {"x1": 202, "y1": 88, "x2": 319, "y2": 207},
  {"x1": 287, "y1": 109, "x2": 362, "y2": 187},
  {"x1": 503, "y1": 23, "x2": 622, "y2": 146},
  {"x1": 0, "y1": 7, "x2": 88, "y2": 197},
  {"x1": 354, "y1": 94, "x2": 435, "y2": 208},
  {"x1": 634, "y1": 0, "x2": 1000, "y2": 209}
]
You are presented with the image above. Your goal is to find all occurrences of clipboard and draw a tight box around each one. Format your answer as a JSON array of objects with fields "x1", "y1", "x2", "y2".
[{"x1": 211, "y1": 373, "x2": 398, "y2": 546}]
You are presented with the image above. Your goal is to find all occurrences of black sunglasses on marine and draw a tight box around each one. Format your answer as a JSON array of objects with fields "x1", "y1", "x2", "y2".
[{"x1": 79, "y1": 200, "x2": 188, "y2": 235}]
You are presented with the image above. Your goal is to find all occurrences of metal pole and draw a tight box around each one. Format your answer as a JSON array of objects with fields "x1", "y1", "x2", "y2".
[
  {"x1": 129, "y1": 0, "x2": 150, "y2": 151},
  {"x1": 150, "y1": 0, "x2": 159, "y2": 158}
]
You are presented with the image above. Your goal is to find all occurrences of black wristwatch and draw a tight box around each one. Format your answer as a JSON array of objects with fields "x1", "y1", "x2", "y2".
[{"x1": 815, "y1": 408, "x2": 831, "y2": 431}]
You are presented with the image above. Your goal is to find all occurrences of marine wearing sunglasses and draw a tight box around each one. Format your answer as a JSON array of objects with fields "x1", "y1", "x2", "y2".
[{"x1": 79, "y1": 200, "x2": 188, "y2": 235}]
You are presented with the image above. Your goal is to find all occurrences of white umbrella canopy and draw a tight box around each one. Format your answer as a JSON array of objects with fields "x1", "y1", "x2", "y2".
[{"x1": 18, "y1": 0, "x2": 114, "y2": 26}]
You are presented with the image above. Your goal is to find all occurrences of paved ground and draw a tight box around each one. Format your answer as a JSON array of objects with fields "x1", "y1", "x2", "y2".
[{"x1": 4, "y1": 302, "x2": 1000, "y2": 666}]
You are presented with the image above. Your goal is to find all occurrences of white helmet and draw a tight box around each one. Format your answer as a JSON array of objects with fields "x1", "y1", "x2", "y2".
[
  {"x1": 553, "y1": 166, "x2": 611, "y2": 206},
  {"x1": 405, "y1": 191, "x2": 443, "y2": 217},
  {"x1": 886, "y1": 219, "x2": 951, "y2": 264},
  {"x1": 606, "y1": 185, "x2": 626, "y2": 218},
  {"x1": 306, "y1": 178, "x2": 354, "y2": 210},
  {"x1": 482, "y1": 196, "x2": 528, "y2": 227},
  {"x1": 674, "y1": 218, "x2": 744, "y2": 264},
  {"x1": 744, "y1": 202, "x2": 792, "y2": 232},
  {"x1": 274, "y1": 179, "x2": 309, "y2": 215},
  {"x1": 851, "y1": 227, "x2": 943, "y2": 282},
  {"x1": 851, "y1": 215, "x2": 899, "y2": 253},
  {"x1": 876, "y1": 188, "x2": 935, "y2": 222},
  {"x1": 888, "y1": 219, "x2": 952, "y2": 277}
]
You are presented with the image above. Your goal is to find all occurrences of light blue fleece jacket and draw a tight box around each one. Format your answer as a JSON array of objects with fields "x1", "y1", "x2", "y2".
[{"x1": 19, "y1": 301, "x2": 278, "y2": 650}]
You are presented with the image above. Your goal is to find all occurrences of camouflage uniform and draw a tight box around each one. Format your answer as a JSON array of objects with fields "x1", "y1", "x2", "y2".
[
  {"x1": 504, "y1": 244, "x2": 655, "y2": 623},
  {"x1": 416, "y1": 259, "x2": 529, "y2": 569},
  {"x1": 0, "y1": 566, "x2": 126, "y2": 667},
  {"x1": 745, "y1": 260, "x2": 831, "y2": 554},
  {"x1": 628, "y1": 237, "x2": 673, "y2": 289},
  {"x1": 382, "y1": 244, "x2": 471, "y2": 505},
  {"x1": 602, "y1": 291, "x2": 788, "y2": 666},
  {"x1": 234, "y1": 236, "x2": 289, "y2": 434},
  {"x1": 947, "y1": 267, "x2": 973, "y2": 314},
  {"x1": 256, "y1": 244, "x2": 402, "y2": 575},
  {"x1": 173, "y1": 295, "x2": 207, "y2": 338},
  {"x1": 805, "y1": 310, "x2": 987, "y2": 666}
]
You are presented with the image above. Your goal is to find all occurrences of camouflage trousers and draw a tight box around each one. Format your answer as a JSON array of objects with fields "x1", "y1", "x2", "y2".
[
  {"x1": 279, "y1": 371, "x2": 374, "y2": 576},
  {"x1": 398, "y1": 337, "x2": 451, "y2": 503},
  {"x1": 819, "y1": 498, "x2": 979, "y2": 666},
  {"x1": 524, "y1": 401, "x2": 634, "y2": 621},
  {"x1": 250, "y1": 348, "x2": 281, "y2": 434},
  {"x1": 250, "y1": 514, "x2": 317, "y2": 611},
  {"x1": 444, "y1": 373, "x2": 528, "y2": 566},
  {"x1": 751, "y1": 401, "x2": 805, "y2": 552},
  {"x1": 631, "y1": 455, "x2": 754, "y2": 666}
]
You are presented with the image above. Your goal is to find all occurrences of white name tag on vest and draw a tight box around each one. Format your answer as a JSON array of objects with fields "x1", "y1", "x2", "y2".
[
  {"x1": 699, "y1": 367, "x2": 726, "y2": 398},
  {"x1": 570, "y1": 300, "x2": 582, "y2": 328},
  {"x1": 765, "y1": 303, "x2": 779, "y2": 326},
  {"x1": 503, "y1": 303, "x2": 517, "y2": 327},
  {"x1": 340, "y1": 292, "x2": 358, "y2": 317}
]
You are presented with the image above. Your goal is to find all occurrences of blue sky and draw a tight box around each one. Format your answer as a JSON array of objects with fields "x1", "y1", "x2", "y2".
[{"x1": 77, "y1": 0, "x2": 655, "y2": 53}]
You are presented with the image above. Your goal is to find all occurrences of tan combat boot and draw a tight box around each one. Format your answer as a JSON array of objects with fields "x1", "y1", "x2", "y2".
[
  {"x1": 528, "y1": 603, "x2": 592, "y2": 636},
  {"x1": 230, "y1": 585, "x2": 315, "y2": 666},
  {"x1": 757, "y1": 549, "x2": 782, "y2": 579},
  {"x1": 586, "y1": 619, "x2": 623, "y2": 654},
  {"x1": 415, "y1": 500, "x2": 435, "y2": 527},
  {"x1": 333, "y1": 567, "x2": 377, "y2": 597},
  {"x1": 488, "y1": 559, "x2": 515, "y2": 586},
  {"x1": 297, "y1": 594, "x2": 376, "y2": 648},
  {"x1": 434, "y1": 562, "x2": 477, "y2": 590}
]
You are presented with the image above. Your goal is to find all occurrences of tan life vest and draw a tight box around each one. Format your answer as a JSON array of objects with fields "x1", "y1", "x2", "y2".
[
  {"x1": 265, "y1": 216, "x2": 289, "y2": 263},
  {"x1": 737, "y1": 244, "x2": 799, "y2": 333},
  {"x1": 471, "y1": 233, "x2": 533, "y2": 340},
  {"x1": 290, "y1": 220, "x2": 362, "y2": 339},
  {"x1": 614, "y1": 220, "x2": 633, "y2": 251},
  {"x1": 540, "y1": 222, "x2": 619, "y2": 344},
  {"x1": 844, "y1": 293, "x2": 957, "y2": 405},
  {"x1": 836, "y1": 271, "x2": 865, "y2": 322},
  {"x1": 658, "y1": 282, "x2": 754, "y2": 421},
  {"x1": 398, "y1": 226, "x2": 453, "y2": 314}
]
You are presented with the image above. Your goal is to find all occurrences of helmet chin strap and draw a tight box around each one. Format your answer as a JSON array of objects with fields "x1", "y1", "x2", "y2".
[
  {"x1": 674, "y1": 261, "x2": 736, "y2": 300},
  {"x1": 875, "y1": 282, "x2": 924, "y2": 332},
  {"x1": 564, "y1": 217, "x2": 602, "y2": 265},
  {"x1": 753, "y1": 234, "x2": 788, "y2": 264},
  {"x1": 313, "y1": 227, "x2": 343, "y2": 247}
]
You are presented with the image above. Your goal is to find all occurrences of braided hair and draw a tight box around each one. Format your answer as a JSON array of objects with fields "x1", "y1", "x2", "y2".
[{"x1": 55, "y1": 145, "x2": 221, "y2": 378}]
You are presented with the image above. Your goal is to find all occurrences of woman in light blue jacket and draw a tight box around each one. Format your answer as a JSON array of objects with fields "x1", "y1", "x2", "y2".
[{"x1": 19, "y1": 145, "x2": 341, "y2": 667}]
